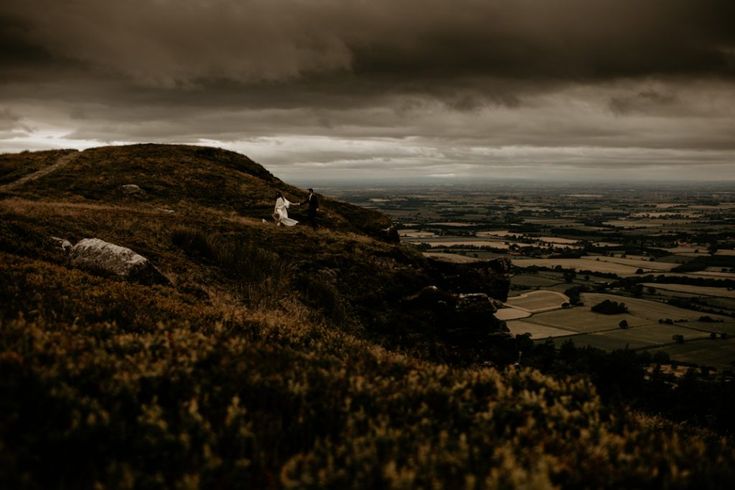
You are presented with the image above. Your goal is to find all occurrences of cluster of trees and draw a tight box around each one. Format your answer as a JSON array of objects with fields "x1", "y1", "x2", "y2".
[
  {"x1": 672, "y1": 255, "x2": 735, "y2": 273},
  {"x1": 614, "y1": 274, "x2": 735, "y2": 290},
  {"x1": 564, "y1": 285, "x2": 586, "y2": 305},
  {"x1": 515, "y1": 336, "x2": 735, "y2": 434},
  {"x1": 666, "y1": 297, "x2": 731, "y2": 317},
  {"x1": 591, "y1": 299, "x2": 628, "y2": 314}
]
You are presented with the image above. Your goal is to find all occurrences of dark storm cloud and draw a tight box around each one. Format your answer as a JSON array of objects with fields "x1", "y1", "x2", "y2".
[
  {"x1": 0, "y1": 14, "x2": 52, "y2": 67},
  {"x1": 0, "y1": 1, "x2": 733, "y2": 180},
  {"x1": 609, "y1": 90, "x2": 678, "y2": 115},
  {"x1": 0, "y1": 108, "x2": 21, "y2": 130},
  {"x1": 2, "y1": 0, "x2": 733, "y2": 87}
]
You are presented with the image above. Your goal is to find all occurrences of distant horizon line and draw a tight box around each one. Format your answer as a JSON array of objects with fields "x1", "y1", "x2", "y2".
[
  {"x1": 3, "y1": 143, "x2": 732, "y2": 187},
  {"x1": 288, "y1": 177, "x2": 735, "y2": 187}
]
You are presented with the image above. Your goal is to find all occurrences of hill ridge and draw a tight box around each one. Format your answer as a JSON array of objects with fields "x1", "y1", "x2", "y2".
[
  {"x1": 0, "y1": 144, "x2": 395, "y2": 240},
  {"x1": 0, "y1": 150, "x2": 80, "y2": 192}
]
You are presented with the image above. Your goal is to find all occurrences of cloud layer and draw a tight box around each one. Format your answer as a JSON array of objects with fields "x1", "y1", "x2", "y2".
[{"x1": 1, "y1": 0, "x2": 733, "y2": 181}]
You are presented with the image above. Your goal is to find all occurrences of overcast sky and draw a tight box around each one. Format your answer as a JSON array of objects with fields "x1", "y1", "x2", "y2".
[{"x1": 1, "y1": 0, "x2": 734, "y2": 182}]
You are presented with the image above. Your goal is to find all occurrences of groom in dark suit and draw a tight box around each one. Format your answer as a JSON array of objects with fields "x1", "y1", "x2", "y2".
[{"x1": 301, "y1": 188, "x2": 319, "y2": 228}]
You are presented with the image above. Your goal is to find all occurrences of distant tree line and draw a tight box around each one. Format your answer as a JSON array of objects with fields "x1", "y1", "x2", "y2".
[
  {"x1": 672, "y1": 255, "x2": 735, "y2": 273},
  {"x1": 613, "y1": 274, "x2": 735, "y2": 289},
  {"x1": 591, "y1": 299, "x2": 628, "y2": 314}
]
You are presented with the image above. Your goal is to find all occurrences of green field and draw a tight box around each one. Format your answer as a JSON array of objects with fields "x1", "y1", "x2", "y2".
[
  {"x1": 521, "y1": 293, "x2": 735, "y2": 367},
  {"x1": 506, "y1": 320, "x2": 576, "y2": 339},
  {"x1": 545, "y1": 333, "x2": 652, "y2": 351},
  {"x1": 511, "y1": 273, "x2": 563, "y2": 289},
  {"x1": 525, "y1": 293, "x2": 729, "y2": 340},
  {"x1": 680, "y1": 321, "x2": 735, "y2": 336},
  {"x1": 598, "y1": 324, "x2": 710, "y2": 345},
  {"x1": 650, "y1": 339, "x2": 735, "y2": 369},
  {"x1": 513, "y1": 257, "x2": 683, "y2": 276},
  {"x1": 410, "y1": 238, "x2": 531, "y2": 249},
  {"x1": 585, "y1": 255, "x2": 677, "y2": 271},
  {"x1": 506, "y1": 290, "x2": 569, "y2": 312},
  {"x1": 643, "y1": 283, "x2": 735, "y2": 299},
  {"x1": 422, "y1": 252, "x2": 481, "y2": 263},
  {"x1": 647, "y1": 288, "x2": 702, "y2": 300},
  {"x1": 494, "y1": 307, "x2": 531, "y2": 321},
  {"x1": 700, "y1": 297, "x2": 735, "y2": 312},
  {"x1": 691, "y1": 270, "x2": 735, "y2": 280},
  {"x1": 584, "y1": 293, "x2": 730, "y2": 322},
  {"x1": 540, "y1": 325, "x2": 711, "y2": 351},
  {"x1": 525, "y1": 307, "x2": 647, "y2": 333},
  {"x1": 513, "y1": 258, "x2": 640, "y2": 275}
]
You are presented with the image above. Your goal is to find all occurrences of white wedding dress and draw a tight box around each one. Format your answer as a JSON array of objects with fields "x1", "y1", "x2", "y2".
[{"x1": 273, "y1": 197, "x2": 298, "y2": 226}]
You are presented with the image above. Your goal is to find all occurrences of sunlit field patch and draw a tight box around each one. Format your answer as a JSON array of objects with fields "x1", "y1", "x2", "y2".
[{"x1": 506, "y1": 290, "x2": 569, "y2": 313}]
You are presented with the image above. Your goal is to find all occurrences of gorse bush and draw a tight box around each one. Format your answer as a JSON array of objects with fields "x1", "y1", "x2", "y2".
[
  {"x1": 4, "y1": 252, "x2": 733, "y2": 489},
  {"x1": 3, "y1": 313, "x2": 735, "y2": 489},
  {"x1": 172, "y1": 228, "x2": 291, "y2": 308},
  {"x1": 1, "y1": 251, "x2": 733, "y2": 488},
  {"x1": 172, "y1": 228, "x2": 281, "y2": 283},
  {"x1": 295, "y1": 272, "x2": 350, "y2": 326},
  {"x1": 171, "y1": 227, "x2": 212, "y2": 259}
]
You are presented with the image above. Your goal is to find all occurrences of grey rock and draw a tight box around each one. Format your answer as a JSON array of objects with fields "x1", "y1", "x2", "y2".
[
  {"x1": 50, "y1": 236, "x2": 73, "y2": 253},
  {"x1": 381, "y1": 225, "x2": 400, "y2": 243},
  {"x1": 69, "y1": 238, "x2": 169, "y2": 285},
  {"x1": 403, "y1": 285, "x2": 508, "y2": 341},
  {"x1": 426, "y1": 257, "x2": 511, "y2": 301},
  {"x1": 120, "y1": 184, "x2": 143, "y2": 194},
  {"x1": 456, "y1": 292, "x2": 500, "y2": 325}
]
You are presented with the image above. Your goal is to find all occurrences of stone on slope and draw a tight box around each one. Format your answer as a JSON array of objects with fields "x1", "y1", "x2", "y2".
[
  {"x1": 69, "y1": 238, "x2": 169, "y2": 285},
  {"x1": 119, "y1": 184, "x2": 143, "y2": 194},
  {"x1": 50, "y1": 236, "x2": 73, "y2": 253},
  {"x1": 402, "y1": 285, "x2": 509, "y2": 342},
  {"x1": 427, "y1": 257, "x2": 512, "y2": 301}
]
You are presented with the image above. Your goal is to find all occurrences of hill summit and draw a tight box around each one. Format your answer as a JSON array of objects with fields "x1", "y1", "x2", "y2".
[
  {"x1": 1, "y1": 144, "x2": 393, "y2": 239},
  {"x1": 1, "y1": 144, "x2": 734, "y2": 488}
]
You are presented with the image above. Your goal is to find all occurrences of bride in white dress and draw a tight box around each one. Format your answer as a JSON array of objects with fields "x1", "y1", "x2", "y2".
[{"x1": 273, "y1": 191, "x2": 299, "y2": 226}]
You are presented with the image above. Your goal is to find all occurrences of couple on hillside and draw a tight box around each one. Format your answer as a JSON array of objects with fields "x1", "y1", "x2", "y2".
[{"x1": 273, "y1": 188, "x2": 319, "y2": 228}]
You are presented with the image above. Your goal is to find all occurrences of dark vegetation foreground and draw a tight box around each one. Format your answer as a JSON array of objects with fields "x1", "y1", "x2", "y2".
[{"x1": 1, "y1": 145, "x2": 734, "y2": 489}]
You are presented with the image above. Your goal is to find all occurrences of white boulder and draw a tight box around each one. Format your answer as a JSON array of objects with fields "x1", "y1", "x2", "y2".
[
  {"x1": 69, "y1": 238, "x2": 168, "y2": 284},
  {"x1": 50, "y1": 236, "x2": 73, "y2": 253}
]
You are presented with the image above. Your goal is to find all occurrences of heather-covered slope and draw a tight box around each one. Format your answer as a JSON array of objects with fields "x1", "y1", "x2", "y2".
[
  {"x1": 1, "y1": 144, "x2": 392, "y2": 239},
  {"x1": 1, "y1": 145, "x2": 734, "y2": 489}
]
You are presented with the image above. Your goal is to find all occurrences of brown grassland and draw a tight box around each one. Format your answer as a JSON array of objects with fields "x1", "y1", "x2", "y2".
[{"x1": 1, "y1": 145, "x2": 735, "y2": 489}]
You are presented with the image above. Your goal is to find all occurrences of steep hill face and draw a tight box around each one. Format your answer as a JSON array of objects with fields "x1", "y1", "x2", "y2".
[
  {"x1": 0, "y1": 144, "x2": 510, "y2": 356},
  {"x1": 1, "y1": 145, "x2": 733, "y2": 489}
]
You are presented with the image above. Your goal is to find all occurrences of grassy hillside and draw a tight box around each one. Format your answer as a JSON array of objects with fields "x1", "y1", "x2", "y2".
[
  {"x1": 1, "y1": 144, "x2": 393, "y2": 239},
  {"x1": 1, "y1": 145, "x2": 734, "y2": 489}
]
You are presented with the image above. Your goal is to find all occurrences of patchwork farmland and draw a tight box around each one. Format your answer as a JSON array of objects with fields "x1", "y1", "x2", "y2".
[{"x1": 334, "y1": 183, "x2": 735, "y2": 371}]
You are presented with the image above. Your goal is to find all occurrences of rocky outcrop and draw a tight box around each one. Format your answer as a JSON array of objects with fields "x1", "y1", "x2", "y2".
[
  {"x1": 69, "y1": 238, "x2": 169, "y2": 285},
  {"x1": 381, "y1": 225, "x2": 400, "y2": 244},
  {"x1": 50, "y1": 236, "x2": 73, "y2": 253},
  {"x1": 452, "y1": 292, "x2": 508, "y2": 338},
  {"x1": 402, "y1": 285, "x2": 508, "y2": 343},
  {"x1": 426, "y1": 257, "x2": 511, "y2": 301}
]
